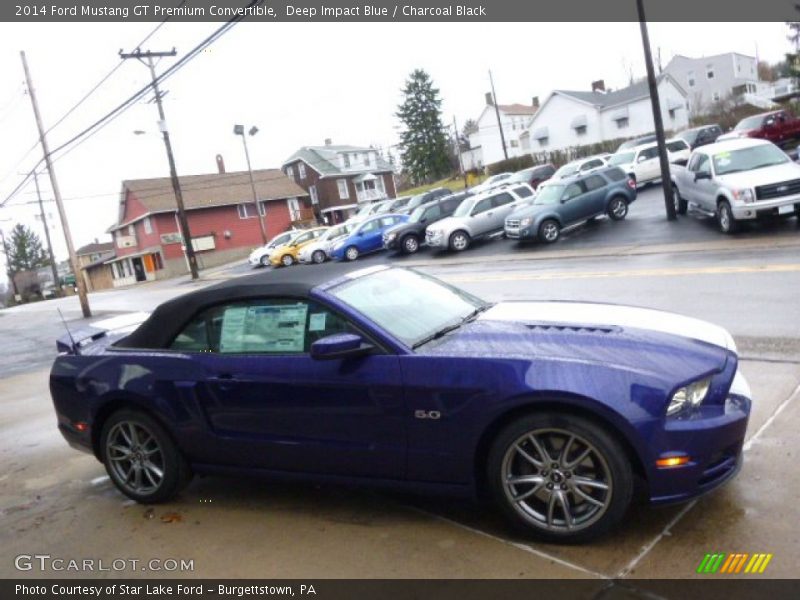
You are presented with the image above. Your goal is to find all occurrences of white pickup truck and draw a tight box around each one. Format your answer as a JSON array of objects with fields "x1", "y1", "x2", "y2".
[{"x1": 670, "y1": 138, "x2": 800, "y2": 233}]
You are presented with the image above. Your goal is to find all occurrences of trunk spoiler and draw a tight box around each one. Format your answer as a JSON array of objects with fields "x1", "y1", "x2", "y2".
[{"x1": 56, "y1": 312, "x2": 151, "y2": 354}]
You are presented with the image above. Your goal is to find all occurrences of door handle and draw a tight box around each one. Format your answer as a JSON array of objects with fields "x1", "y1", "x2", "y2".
[{"x1": 210, "y1": 372, "x2": 235, "y2": 391}]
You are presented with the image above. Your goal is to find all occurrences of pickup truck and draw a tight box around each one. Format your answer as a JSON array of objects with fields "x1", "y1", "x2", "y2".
[
  {"x1": 670, "y1": 138, "x2": 800, "y2": 233},
  {"x1": 717, "y1": 110, "x2": 800, "y2": 148}
]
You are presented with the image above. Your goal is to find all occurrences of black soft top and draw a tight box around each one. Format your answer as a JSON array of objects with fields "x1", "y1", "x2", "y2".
[{"x1": 116, "y1": 261, "x2": 376, "y2": 349}]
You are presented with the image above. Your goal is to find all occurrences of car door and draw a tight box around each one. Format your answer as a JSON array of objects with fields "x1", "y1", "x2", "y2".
[
  {"x1": 558, "y1": 181, "x2": 589, "y2": 225},
  {"x1": 581, "y1": 174, "x2": 608, "y2": 216},
  {"x1": 468, "y1": 195, "x2": 495, "y2": 236},
  {"x1": 356, "y1": 218, "x2": 383, "y2": 253},
  {"x1": 686, "y1": 152, "x2": 715, "y2": 210},
  {"x1": 171, "y1": 298, "x2": 406, "y2": 478},
  {"x1": 636, "y1": 146, "x2": 660, "y2": 181},
  {"x1": 489, "y1": 191, "x2": 517, "y2": 230}
]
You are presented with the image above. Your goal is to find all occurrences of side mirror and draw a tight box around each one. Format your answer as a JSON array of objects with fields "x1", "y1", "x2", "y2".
[
  {"x1": 310, "y1": 333, "x2": 372, "y2": 360},
  {"x1": 695, "y1": 171, "x2": 711, "y2": 181}
]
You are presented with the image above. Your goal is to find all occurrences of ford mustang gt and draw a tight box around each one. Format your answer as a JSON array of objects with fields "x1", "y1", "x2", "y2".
[{"x1": 50, "y1": 264, "x2": 751, "y2": 542}]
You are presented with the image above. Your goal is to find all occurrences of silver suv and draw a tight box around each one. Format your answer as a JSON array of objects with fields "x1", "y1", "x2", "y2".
[{"x1": 425, "y1": 184, "x2": 534, "y2": 252}]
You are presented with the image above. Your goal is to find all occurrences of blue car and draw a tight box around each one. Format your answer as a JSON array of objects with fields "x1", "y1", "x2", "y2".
[
  {"x1": 330, "y1": 213, "x2": 408, "y2": 261},
  {"x1": 50, "y1": 265, "x2": 751, "y2": 542}
]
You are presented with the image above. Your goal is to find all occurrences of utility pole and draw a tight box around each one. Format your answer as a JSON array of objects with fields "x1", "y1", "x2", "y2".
[
  {"x1": 20, "y1": 51, "x2": 92, "y2": 316},
  {"x1": 636, "y1": 0, "x2": 676, "y2": 220},
  {"x1": 119, "y1": 48, "x2": 199, "y2": 279},
  {"x1": 489, "y1": 70, "x2": 509, "y2": 161},
  {"x1": 452, "y1": 115, "x2": 468, "y2": 189},
  {"x1": 233, "y1": 124, "x2": 268, "y2": 244},
  {"x1": 33, "y1": 170, "x2": 61, "y2": 292}
]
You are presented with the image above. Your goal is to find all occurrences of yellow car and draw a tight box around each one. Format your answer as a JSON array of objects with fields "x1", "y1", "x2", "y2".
[{"x1": 269, "y1": 227, "x2": 328, "y2": 267}]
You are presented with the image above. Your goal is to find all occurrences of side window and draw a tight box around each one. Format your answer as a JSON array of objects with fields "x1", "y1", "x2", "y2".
[
  {"x1": 562, "y1": 182, "x2": 584, "y2": 201},
  {"x1": 667, "y1": 140, "x2": 688, "y2": 153},
  {"x1": 491, "y1": 192, "x2": 515, "y2": 207},
  {"x1": 443, "y1": 197, "x2": 462, "y2": 213},
  {"x1": 471, "y1": 197, "x2": 493, "y2": 215},
  {"x1": 687, "y1": 154, "x2": 701, "y2": 171},
  {"x1": 641, "y1": 147, "x2": 659, "y2": 160},
  {"x1": 511, "y1": 186, "x2": 533, "y2": 199},
  {"x1": 581, "y1": 159, "x2": 602, "y2": 171},
  {"x1": 379, "y1": 216, "x2": 397, "y2": 228},
  {"x1": 696, "y1": 155, "x2": 711, "y2": 175},
  {"x1": 583, "y1": 175, "x2": 606, "y2": 192},
  {"x1": 360, "y1": 220, "x2": 379, "y2": 233},
  {"x1": 293, "y1": 232, "x2": 313, "y2": 245},
  {"x1": 423, "y1": 204, "x2": 442, "y2": 220}
]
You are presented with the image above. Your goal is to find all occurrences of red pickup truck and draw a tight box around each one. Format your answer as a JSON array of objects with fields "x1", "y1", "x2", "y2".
[{"x1": 717, "y1": 110, "x2": 800, "y2": 148}]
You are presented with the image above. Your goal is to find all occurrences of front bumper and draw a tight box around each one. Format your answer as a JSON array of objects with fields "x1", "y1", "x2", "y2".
[
  {"x1": 425, "y1": 231, "x2": 446, "y2": 248},
  {"x1": 383, "y1": 235, "x2": 400, "y2": 250},
  {"x1": 504, "y1": 224, "x2": 536, "y2": 240},
  {"x1": 647, "y1": 371, "x2": 752, "y2": 504},
  {"x1": 732, "y1": 196, "x2": 800, "y2": 220}
]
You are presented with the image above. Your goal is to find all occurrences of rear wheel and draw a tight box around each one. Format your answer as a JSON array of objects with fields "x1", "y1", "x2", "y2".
[
  {"x1": 345, "y1": 246, "x2": 359, "y2": 261},
  {"x1": 672, "y1": 186, "x2": 688, "y2": 215},
  {"x1": 259, "y1": 255, "x2": 270, "y2": 267},
  {"x1": 312, "y1": 250, "x2": 326, "y2": 264},
  {"x1": 448, "y1": 231, "x2": 471, "y2": 252},
  {"x1": 401, "y1": 234, "x2": 420, "y2": 254},
  {"x1": 607, "y1": 196, "x2": 628, "y2": 221},
  {"x1": 717, "y1": 200, "x2": 738, "y2": 234},
  {"x1": 100, "y1": 409, "x2": 192, "y2": 504},
  {"x1": 280, "y1": 254, "x2": 294, "y2": 267},
  {"x1": 486, "y1": 412, "x2": 633, "y2": 543},
  {"x1": 538, "y1": 219, "x2": 560, "y2": 243}
]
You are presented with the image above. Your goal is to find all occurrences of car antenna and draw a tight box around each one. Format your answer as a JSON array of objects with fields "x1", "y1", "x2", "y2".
[{"x1": 57, "y1": 308, "x2": 77, "y2": 351}]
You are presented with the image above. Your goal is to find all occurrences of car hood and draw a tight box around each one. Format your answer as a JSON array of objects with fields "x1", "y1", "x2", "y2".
[
  {"x1": 419, "y1": 301, "x2": 734, "y2": 379},
  {"x1": 506, "y1": 203, "x2": 554, "y2": 220},
  {"x1": 715, "y1": 161, "x2": 800, "y2": 188},
  {"x1": 427, "y1": 216, "x2": 464, "y2": 232},
  {"x1": 385, "y1": 222, "x2": 415, "y2": 236},
  {"x1": 717, "y1": 130, "x2": 750, "y2": 141}
]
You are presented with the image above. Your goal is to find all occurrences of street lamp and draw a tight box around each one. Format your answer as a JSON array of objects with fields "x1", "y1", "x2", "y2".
[{"x1": 233, "y1": 124, "x2": 268, "y2": 244}]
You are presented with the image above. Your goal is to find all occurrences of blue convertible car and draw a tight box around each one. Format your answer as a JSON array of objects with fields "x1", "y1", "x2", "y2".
[{"x1": 50, "y1": 264, "x2": 751, "y2": 542}]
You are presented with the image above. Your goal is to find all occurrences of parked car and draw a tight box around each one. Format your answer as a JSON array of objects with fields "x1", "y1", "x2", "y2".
[
  {"x1": 330, "y1": 213, "x2": 409, "y2": 261},
  {"x1": 248, "y1": 230, "x2": 299, "y2": 267},
  {"x1": 471, "y1": 172, "x2": 514, "y2": 193},
  {"x1": 617, "y1": 133, "x2": 657, "y2": 151},
  {"x1": 717, "y1": 110, "x2": 800, "y2": 147},
  {"x1": 51, "y1": 263, "x2": 751, "y2": 542},
  {"x1": 297, "y1": 224, "x2": 352, "y2": 265},
  {"x1": 425, "y1": 184, "x2": 534, "y2": 252},
  {"x1": 347, "y1": 199, "x2": 394, "y2": 225},
  {"x1": 396, "y1": 187, "x2": 453, "y2": 215},
  {"x1": 671, "y1": 138, "x2": 800, "y2": 233},
  {"x1": 505, "y1": 167, "x2": 637, "y2": 244},
  {"x1": 383, "y1": 192, "x2": 470, "y2": 254},
  {"x1": 676, "y1": 124, "x2": 723, "y2": 149},
  {"x1": 268, "y1": 227, "x2": 329, "y2": 267},
  {"x1": 504, "y1": 164, "x2": 556, "y2": 190},
  {"x1": 383, "y1": 195, "x2": 413, "y2": 213},
  {"x1": 606, "y1": 138, "x2": 690, "y2": 187},
  {"x1": 551, "y1": 155, "x2": 608, "y2": 180}
]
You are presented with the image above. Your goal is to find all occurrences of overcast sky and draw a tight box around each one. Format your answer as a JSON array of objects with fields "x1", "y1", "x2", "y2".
[{"x1": 0, "y1": 21, "x2": 791, "y2": 271}]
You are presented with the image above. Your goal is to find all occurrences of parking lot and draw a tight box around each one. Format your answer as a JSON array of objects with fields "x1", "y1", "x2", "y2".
[{"x1": 1, "y1": 186, "x2": 799, "y2": 587}]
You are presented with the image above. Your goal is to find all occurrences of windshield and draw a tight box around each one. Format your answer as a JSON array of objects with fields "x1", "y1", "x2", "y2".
[
  {"x1": 372, "y1": 201, "x2": 391, "y2": 214},
  {"x1": 321, "y1": 225, "x2": 348, "y2": 241},
  {"x1": 533, "y1": 184, "x2": 564, "y2": 205},
  {"x1": 735, "y1": 115, "x2": 766, "y2": 131},
  {"x1": 554, "y1": 163, "x2": 578, "y2": 178},
  {"x1": 354, "y1": 204, "x2": 373, "y2": 218},
  {"x1": 329, "y1": 268, "x2": 488, "y2": 348},
  {"x1": 608, "y1": 152, "x2": 634, "y2": 166},
  {"x1": 713, "y1": 144, "x2": 789, "y2": 175},
  {"x1": 391, "y1": 197, "x2": 411, "y2": 210}
]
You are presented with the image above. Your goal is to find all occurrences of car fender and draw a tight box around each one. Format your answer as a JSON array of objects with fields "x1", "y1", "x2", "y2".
[{"x1": 531, "y1": 210, "x2": 564, "y2": 229}]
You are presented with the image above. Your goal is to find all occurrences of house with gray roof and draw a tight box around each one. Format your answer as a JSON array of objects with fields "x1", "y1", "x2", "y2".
[
  {"x1": 282, "y1": 140, "x2": 397, "y2": 224},
  {"x1": 519, "y1": 75, "x2": 689, "y2": 153}
]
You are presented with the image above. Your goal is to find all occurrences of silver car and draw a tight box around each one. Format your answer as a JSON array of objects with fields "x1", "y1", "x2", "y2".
[{"x1": 425, "y1": 184, "x2": 535, "y2": 252}]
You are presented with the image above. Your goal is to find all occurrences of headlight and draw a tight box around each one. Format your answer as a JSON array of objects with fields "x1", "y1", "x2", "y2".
[
  {"x1": 666, "y1": 377, "x2": 712, "y2": 416},
  {"x1": 732, "y1": 188, "x2": 754, "y2": 204},
  {"x1": 519, "y1": 217, "x2": 532, "y2": 227}
]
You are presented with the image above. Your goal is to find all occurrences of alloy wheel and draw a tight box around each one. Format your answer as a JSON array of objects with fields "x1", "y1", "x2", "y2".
[
  {"x1": 501, "y1": 428, "x2": 612, "y2": 533},
  {"x1": 541, "y1": 221, "x2": 559, "y2": 243},
  {"x1": 345, "y1": 246, "x2": 359, "y2": 261},
  {"x1": 451, "y1": 232, "x2": 469, "y2": 251},
  {"x1": 611, "y1": 198, "x2": 627, "y2": 219},
  {"x1": 403, "y1": 236, "x2": 419, "y2": 253},
  {"x1": 281, "y1": 254, "x2": 294, "y2": 267},
  {"x1": 106, "y1": 421, "x2": 165, "y2": 496},
  {"x1": 312, "y1": 250, "x2": 326, "y2": 264},
  {"x1": 259, "y1": 255, "x2": 270, "y2": 267}
]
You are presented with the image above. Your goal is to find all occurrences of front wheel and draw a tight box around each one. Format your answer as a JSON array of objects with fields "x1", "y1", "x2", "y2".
[
  {"x1": 312, "y1": 250, "x2": 326, "y2": 264},
  {"x1": 101, "y1": 410, "x2": 192, "y2": 504},
  {"x1": 607, "y1": 196, "x2": 628, "y2": 221},
  {"x1": 401, "y1": 234, "x2": 420, "y2": 254},
  {"x1": 672, "y1": 186, "x2": 688, "y2": 215},
  {"x1": 538, "y1": 219, "x2": 560, "y2": 243},
  {"x1": 344, "y1": 246, "x2": 360, "y2": 261},
  {"x1": 259, "y1": 255, "x2": 270, "y2": 267},
  {"x1": 280, "y1": 254, "x2": 294, "y2": 267},
  {"x1": 717, "y1": 200, "x2": 738, "y2": 234},
  {"x1": 486, "y1": 412, "x2": 633, "y2": 543},
  {"x1": 448, "y1": 231, "x2": 471, "y2": 252}
]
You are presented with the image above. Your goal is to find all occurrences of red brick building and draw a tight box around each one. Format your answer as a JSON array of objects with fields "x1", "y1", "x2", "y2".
[
  {"x1": 282, "y1": 141, "x2": 397, "y2": 224},
  {"x1": 107, "y1": 169, "x2": 311, "y2": 286}
]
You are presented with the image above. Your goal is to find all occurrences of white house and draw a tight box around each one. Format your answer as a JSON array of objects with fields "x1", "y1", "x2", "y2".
[
  {"x1": 465, "y1": 94, "x2": 539, "y2": 167},
  {"x1": 519, "y1": 75, "x2": 689, "y2": 153}
]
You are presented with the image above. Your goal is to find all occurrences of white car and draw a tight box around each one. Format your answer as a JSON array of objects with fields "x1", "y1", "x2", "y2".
[
  {"x1": 607, "y1": 138, "x2": 691, "y2": 187},
  {"x1": 297, "y1": 223, "x2": 352, "y2": 264},
  {"x1": 551, "y1": 155, "x2": 609, "y2": 180},
  {"x1": 247, "y1": 230, "x2": 300, "y2": 267}
]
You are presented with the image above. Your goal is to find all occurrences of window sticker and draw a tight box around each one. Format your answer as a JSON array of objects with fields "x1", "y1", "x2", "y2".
[
  {"x1": 219, "y1": 303, "x2": 309, "y2": 353},
  {"x1": 714, "y1": 152, "x2": 731, "y2": 168},
  {"x1": 308, "y1": 312, "x2": 327, "y2": 332}
]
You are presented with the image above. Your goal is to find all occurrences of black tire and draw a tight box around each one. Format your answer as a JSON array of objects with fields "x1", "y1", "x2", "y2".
[
  {"x1": 312, "y1": 250, "x2": 326, "y2": 264},
  {"x1": 259, "y1": 255, "x2": 270, "y2": 267},
  {"x1": 100, "y1": 409, "x2": 192, "y2": 504},
  {"x1": 538, "y1": 219, "x2": 560, "y2": 243},
  {"x1": 401, "y1": 234, "x2": 420, "y2": 254},
  {"x1": 448, "y1": 230, "x2": 471, "y2": 252},
  {"x1": 280, "y1": 254, "x2": 294, "y2": 267},
  {"x1": 486, "y1": 412, "x2": 633, "y2": 543},
  {"x1": 344, "y1": 245, "x2": 359, "y2": 261},
  {"x1": 717, "y1": 200, "x2": 738, "y2": 234},
  {"x1": 672, "y1": 186, "x2": 688, "y2": 215},
  {"x1": 607, "y1": 196, "x2": 628, "y2": 221}
]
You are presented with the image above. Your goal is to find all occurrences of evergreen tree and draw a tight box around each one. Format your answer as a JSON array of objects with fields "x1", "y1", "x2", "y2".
[
  {"x1": 4, "y1": 223, "x2": 50, "y2": 275},
  {"x1": 396, "y1": 69, "x2": 451, "y2": 184}
]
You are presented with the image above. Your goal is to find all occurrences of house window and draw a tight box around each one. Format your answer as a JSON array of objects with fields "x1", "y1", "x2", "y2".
[
  {"x1": 687, "y1": 70, "x2": 695, "y2": 87},
  {"x1": 364, "y1": 153, "x2": 371, "y2": 167},
  {"x1": 706, "y1": 65, "x2": 715, "y2": 80},
  {"x1": 309, "y1": 185, "x2": 319, "y2": 204},
  {"x1": 337, "y1": 179, "x2": 349, "y2": 200},
  {"x1": 669, "y1": 109, "x2": 676, "y2": 119},
  {"x1": 510, "y1": 140, "x2": 519, "y2": 148},
  {"x1": 616, "y1": 117, "x2": 629, "y2": 129},
  {"x1": 287, "y1": 197, "x2": 301, "y2": 221},
  {"x1": 298, "y1": 163, "x2": 306, "y2": 179},
  {"x1": 286, "y1": 165, "x2": 295, "y2": 180},
  {"x1": 237, "y1": 203, "x2": 255, "y2": 219},
  {"x1": 575, "y1": 125, "x2": 587, "y2": 136},
  {"x1": 343, "y1": 154, "x2": 351, "y2": 167},
  {"x1": 127, "y1": 224, "x2": 135, "y2": 236},
  {"x1": 258, "y1": 201, "x2": 266, "y2": 217},
  {"x1": 143, "y1": 216, "x2": 152, "y2": 234},
  {"x1": 712, "y1": 91, "x2": 721, "y2": 102},
  {"x1": 538, "y1": 137, "x2": 549, "y2": 147}
]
